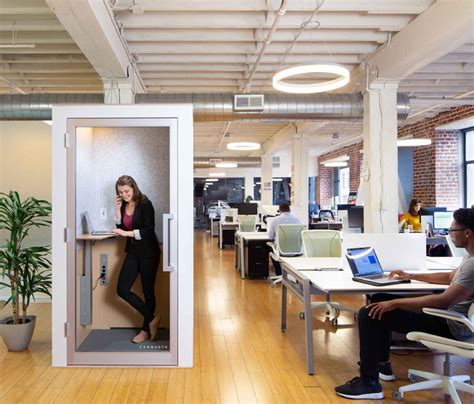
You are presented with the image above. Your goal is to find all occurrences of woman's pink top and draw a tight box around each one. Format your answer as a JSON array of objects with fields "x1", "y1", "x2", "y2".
[{"x1": 123, "y1": 212, "x2": 133, "y2": 231}]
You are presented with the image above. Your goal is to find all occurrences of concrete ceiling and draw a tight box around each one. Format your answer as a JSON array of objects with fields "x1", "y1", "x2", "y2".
[{"x1": 1, "y1": 0, "x2": 473, "y2": 158}]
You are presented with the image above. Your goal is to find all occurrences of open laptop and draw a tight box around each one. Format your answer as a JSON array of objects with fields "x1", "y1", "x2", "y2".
[
  {"x1": 82, "y1": 211, "x2": 116, "y2": 236},
  {"x1": 345, "y1": 247, "x2": 411, "y2": 286}
]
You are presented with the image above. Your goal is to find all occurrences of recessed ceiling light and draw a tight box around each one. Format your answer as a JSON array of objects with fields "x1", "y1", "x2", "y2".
[
  {"x1": 206, "y1": 178, "x2": 219, "y2": 182},
  {"x1": 227, "y1": 142, "x2": 261, "y2": 151},
  {"x1": 323, "y1": 161, "x2": 348, "y2": 167},
  {"x1": 215, "y1": 162, "x2": 237, "y2": 168},
  {"x1": 209, "y1": 172, "x2": 226, "y2": 177},
  {"x1": 397, "y1": 138, "x2": 431, "y2": 147},
  {"x1": 273, "y1": 178, "x2": 283, "y2": 182}
]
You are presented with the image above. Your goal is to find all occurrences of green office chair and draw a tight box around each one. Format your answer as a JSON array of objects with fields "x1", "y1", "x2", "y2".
[
  {"x1": 238, "y1": 215, "x2": 257, "y2": 232},
  {"x1": 269, "y1": 224, "x2": 306, "y2": 287},
  {"x1": 301, "y1": 230, "x2": 357, "y2": 325}
]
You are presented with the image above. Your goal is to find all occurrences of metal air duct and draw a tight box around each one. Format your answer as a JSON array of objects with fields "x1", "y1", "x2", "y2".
[
  {"x1": 0, "y1": 92, "x2": 410, "y2": 121},
  {"x1": 194, "y1": 156, "x2": 280, "y2": 169}
]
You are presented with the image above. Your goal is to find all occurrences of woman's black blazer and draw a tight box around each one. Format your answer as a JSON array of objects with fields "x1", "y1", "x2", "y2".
[{"x1": 117, "y1": 197, "x2": 161, "y2": 258}]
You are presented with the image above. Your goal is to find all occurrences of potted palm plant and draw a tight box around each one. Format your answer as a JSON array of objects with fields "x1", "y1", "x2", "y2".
[{"x1": 0, "y1": 191, "x2": 52, "y2": 351}]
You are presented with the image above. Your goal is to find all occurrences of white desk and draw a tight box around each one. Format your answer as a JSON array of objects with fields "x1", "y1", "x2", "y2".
[
  {"x1": 280, "y1": 257, "x2": 449, "y2": 375},
  {"x1": 234, "y1": 231, "x2": 271, "y2": 278}
]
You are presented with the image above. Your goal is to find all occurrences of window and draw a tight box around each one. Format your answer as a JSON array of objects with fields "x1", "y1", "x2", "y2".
[{"x1": 464, "y1": 128, "x2": 474, "y2": 207}]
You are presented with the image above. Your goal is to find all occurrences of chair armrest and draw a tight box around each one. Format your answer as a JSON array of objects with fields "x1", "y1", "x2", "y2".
[
  {"x1": 423, "y1": 308, "x2": 474, "y2": 332},
  {"x1": 407, "y1": 332, "x2": 474, "y2": 358}
]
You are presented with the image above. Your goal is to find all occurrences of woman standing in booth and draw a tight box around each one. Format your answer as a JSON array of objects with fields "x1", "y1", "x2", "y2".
[
  {"x1": 113, "y1": 175, "x2": 161, "y2": 344},
  {"x1": 399, "y1": 198, "x2": 423, "y2": 232}
]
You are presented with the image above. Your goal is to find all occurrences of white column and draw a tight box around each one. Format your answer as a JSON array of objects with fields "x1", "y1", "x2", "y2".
[
  {"x1": 362, "y1": 80, "x2": 399, "y2": 233},
  {"x1": 260, "y1": 154, "x2": 273, "y2": 205},
  {"x1": 291, "y1": 135, "x2": 309, "y2": 223},
  {"x1": 244, "y1": 175, "x2": 254, "y2": 201},
  {"x1": 102, "y1": 78, "x2": 136, "y2": 104}
]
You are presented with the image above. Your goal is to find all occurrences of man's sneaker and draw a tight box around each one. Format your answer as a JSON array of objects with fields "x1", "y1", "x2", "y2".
[
  {"x1": 335, "y1": 377, "x2": 384, "y2": 400},
  {"x1": 357, "y1": 361, "x2": 396, "y2": 381}
]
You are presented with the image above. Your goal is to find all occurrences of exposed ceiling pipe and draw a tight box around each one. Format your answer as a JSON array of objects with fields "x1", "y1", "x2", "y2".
[
  {"x1": 0, "y1": 92, "x2": 410, "y2": 120},
  {"x1": 194, "y1": 156, "x2": 280, "y2": 169},
  {"x1": 242, "y1": 0, "x2": 288, "y2": 93}
]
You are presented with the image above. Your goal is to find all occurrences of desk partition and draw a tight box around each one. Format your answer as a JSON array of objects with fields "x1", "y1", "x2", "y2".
[{"x1": 342, "y1": 233, "x2": 426, "y2": 271}]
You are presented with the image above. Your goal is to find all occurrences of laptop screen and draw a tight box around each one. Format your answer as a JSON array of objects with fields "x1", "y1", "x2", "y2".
[{"x1": 346, "y1": 247, "x2": 384, "y2": 276}]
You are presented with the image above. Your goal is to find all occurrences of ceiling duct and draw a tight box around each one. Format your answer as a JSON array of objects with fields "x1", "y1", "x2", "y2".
[
  {"x1": 194, "y1": 156, "x2": 280, "y2": 169},
  {"x1": 0, "y1": 93, "x2": 410, "y2": 121}
]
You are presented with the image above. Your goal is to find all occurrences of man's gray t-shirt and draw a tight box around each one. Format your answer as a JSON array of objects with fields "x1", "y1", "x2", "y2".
[{"x1": 448, "y1": 256, "x2": 474, "y2": 340}]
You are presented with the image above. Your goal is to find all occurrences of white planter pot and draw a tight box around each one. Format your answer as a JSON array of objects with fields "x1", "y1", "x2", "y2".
[{"x1": 0, "y1": 315, "x2": 36, "y2": 351}]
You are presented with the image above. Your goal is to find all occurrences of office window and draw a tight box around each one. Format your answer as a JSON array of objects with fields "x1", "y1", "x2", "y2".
[
  {"x1": 464, "y1": 129, "x2": 474, "y2": 207},
  {"x1": 338, "y1": 167, "x2": 350, "y2": 204},
  {"x1": 253, "y1": 177, "x2": 292, "y2": 204}
]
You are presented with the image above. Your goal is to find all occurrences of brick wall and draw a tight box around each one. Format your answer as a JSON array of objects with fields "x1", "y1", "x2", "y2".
[{"x1": 316, "y1": 106, "x2": 474, "y2": 209}]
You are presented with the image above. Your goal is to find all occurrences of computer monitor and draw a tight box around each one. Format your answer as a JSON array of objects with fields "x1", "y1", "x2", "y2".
[
  {"x1": 337, "y1": 204, "x2": 352, "y2": 211},
  {"x1": 237, "y1": 203, "x2": 258, "y2": 215},
  {"x1": 433, "y1": 211, "x2": 454, "y2": 231},
  {"x1": 348, "y1": 206, "x2": 364, "y2": 231},
  {"x1": 420, "y1": 206, "x2": 447, "y2": 216}
]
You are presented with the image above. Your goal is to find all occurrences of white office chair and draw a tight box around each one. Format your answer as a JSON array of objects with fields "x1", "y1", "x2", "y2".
[
  {"x1": 393, "y1": 304, "x2": 474, "y2": 403},
  {"x1": 445, "y1": 235, "x2": 468, "y2": 258},
  {"x1": 268, "y1": 224, "x2": 306, "y2": 287},
  {"x1": 238, "y1": 215, "x2": 257, "y2": 232},
  {"x1": 301, "y1": 230, "x2": 357, "y2": 325}
]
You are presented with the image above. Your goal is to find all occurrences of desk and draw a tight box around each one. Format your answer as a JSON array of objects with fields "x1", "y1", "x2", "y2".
[
  {"x1": 426, "y1": 256, "x2": 462, "y2": 270},
  {"x1": 234, "y1": 232, "x2": 271, "y2": 279},
  {"x1": 280, "y1": 257, "x2": 448, "y2": 375},
  {"x1": 77, "y1": 234, "x2": 116, "y2": 325},
  {"x1": 210, "y1": 217, "x2": 220, "y2": 237},
  {"x1": 219, "y1": 222, "x2": 239, "y2": 249}
]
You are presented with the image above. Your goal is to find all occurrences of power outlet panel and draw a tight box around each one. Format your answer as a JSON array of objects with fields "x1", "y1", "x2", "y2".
[
  {"x1": 100, "y1": 207, "x2": 107, "y2": 220},
  {"x1": 100, "y1": 254, "x2": 108, "y2": 286}
]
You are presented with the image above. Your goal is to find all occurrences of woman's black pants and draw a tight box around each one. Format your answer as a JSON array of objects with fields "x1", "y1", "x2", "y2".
[
  {"x1": 117, "y1": 253, "x2": 159, "y2": 332},
  {"x1": 359, "y1": 293, "x2": 454, "y2": 381}
]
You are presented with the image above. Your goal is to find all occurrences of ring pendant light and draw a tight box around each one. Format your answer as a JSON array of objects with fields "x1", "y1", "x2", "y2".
[
  {"x1": 272, "y1": 64, "x2": 350, "y2": 94},
  {"x1": 227, "y1": 142, "x2": 261, "y2": 151}
]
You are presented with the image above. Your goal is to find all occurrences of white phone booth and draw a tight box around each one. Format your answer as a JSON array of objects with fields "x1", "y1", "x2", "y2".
[{"x1": 52, "y1": 104, "x2": 193, "y2": 367}]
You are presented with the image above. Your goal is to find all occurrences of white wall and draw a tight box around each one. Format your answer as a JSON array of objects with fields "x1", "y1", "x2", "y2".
[{"x1": 0, "y1": 121, "x2": 52, "y2": 300}]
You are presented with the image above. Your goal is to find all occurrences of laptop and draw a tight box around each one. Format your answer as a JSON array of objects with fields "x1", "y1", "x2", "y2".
[
  {"x1": 82, "y1": 211, "x2": 116, "y2": 236},
  {"x1": 345, "y1": 247, "x2": 411, "y2": 286}
]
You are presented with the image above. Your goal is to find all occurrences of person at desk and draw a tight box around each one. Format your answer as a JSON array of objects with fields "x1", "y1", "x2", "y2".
[
  {"x1": 399, "y1": 198, "x2": 422, "y2": 232},
  {"x1": 267, "y1": 202, "x2": 302, "y2": 275},
  {"x1": 112, "y1": 175, "x2": 161, "y2": 344},
  {"x1": 335, "y1": 207, "x2": 474, "y2": 400}
]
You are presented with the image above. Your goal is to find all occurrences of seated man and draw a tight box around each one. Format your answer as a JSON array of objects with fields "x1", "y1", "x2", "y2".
[
  {"x1": 267, "y1": 202, "x2": 302, "y2": 275},
  {"x1": 335, "y1": 208, "x2": 474, "y2": 400}
]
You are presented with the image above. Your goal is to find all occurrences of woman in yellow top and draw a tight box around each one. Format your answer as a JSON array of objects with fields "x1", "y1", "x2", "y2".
[{"x1": 399, "y1": 198, "x2": 422, "y2": 231}]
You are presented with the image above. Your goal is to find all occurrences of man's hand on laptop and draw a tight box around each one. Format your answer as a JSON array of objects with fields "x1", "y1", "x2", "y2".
[{"x1": 388, "y1": 270, "x2": 410, "y2": 280}]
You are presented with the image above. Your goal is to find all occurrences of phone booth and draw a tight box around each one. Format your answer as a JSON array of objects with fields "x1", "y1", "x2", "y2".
[{"x1": 51, "y1": 104, "x2": 193, "y2": 367}]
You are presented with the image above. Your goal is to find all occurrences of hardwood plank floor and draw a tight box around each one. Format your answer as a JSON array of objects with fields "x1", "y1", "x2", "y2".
[{"x1": 0, "y1": 229, "x2": 472, "y2": 403}]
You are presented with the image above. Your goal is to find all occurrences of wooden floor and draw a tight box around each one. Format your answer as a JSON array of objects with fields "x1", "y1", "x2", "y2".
[{"x1": 0, "y1": 229, "x2": 472, "y2": 403}]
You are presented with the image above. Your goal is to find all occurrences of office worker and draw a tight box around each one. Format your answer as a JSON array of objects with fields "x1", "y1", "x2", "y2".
[
  {"x1": 335, "y1": 208, "x2": 474, "y2": 400},
  {"x1": 399, "y1": 198, "x2": 422, "y2": 231},
  {"x1": 112, "y1": 175, "x2": 161, "y2": 344},
  {"x1": 267, "y1": 202, "x2": 302, "y2": 275}
]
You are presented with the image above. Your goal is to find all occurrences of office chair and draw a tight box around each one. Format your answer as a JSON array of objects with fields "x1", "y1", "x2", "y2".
[
  {"x1": 238, "y1": 215, "x2": 257, "y2": 232},
  {"x1": 393, "y1": 304, "x2": 474, "y2": 403},
  {"x1": 268, "y1": 224, "x2": 306, "y2": 287},
  {"x1": 445, "y1": 235, "x2": 468, "y2": 258},
  {"x1": 301, "y1": 230, "x2": 357, "y2": 325}
]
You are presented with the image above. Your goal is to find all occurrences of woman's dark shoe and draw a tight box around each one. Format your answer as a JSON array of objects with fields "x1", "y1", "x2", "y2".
[
  {"x1": 335, "y1": 377, "x2": 384, "y2": 400},
  {"x1": 149, "y1": 315, "x2": 161, "y2": 341}
]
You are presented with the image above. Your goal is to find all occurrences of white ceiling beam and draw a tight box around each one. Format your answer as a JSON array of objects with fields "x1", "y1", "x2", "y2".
[
  {"x1": 436, "y1": 53, "x2": 474, "y2": 63},
  {"x1": 0, "y1": 44, "x2": 82, "y2": 54},
  {"x1": 418, "y1": 63, "x2": 474, "y2": 73},
  {"x1": 136, "y1": 54, "x2": 360, "y2": 64},
  {"x1": 363, "y1": 0, "x2": 474, "y2": 80},
  {"x1": 119, "y1": 12, "x2": 412, "y2": 30},
  {"x1": 0, "y1": 20, "x2": 64, "y2": 31},
  {"x1": 146, "y1": 86, "x2": 238, "y2": 92},
  {"x1": 46, "y1": 0, "x2": 145, "y2": 92},
  {"x1": 0, "y1": 31, "x2": 74, "y2": 44},
  {"x1": 124, "y1": 28, "x2": 389, "y2": 43},
  {"x1": 127, "y1": 0, "x2": 432, "y2": 14},
  {"x1": 0, "y1": 55, "x2": 89, "y2": 64},
  {"x1": 0, "y1": 64, "x2": 95, "y2": 73},
  {"x1": 401, "y1": 79, "x2": 474, "y2": 87},
  {"x1": 408, "y1": 73, "x2": 474, "y2": 80},
  {"x1": 399, "y1": 86, "x2": 474, "y2": 92}
]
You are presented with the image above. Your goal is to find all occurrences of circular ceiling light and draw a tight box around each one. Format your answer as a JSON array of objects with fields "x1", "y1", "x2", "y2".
[
  {"x1": 227, "y1": 142, "x2": 261, "y2": 151},
  {"x1": 209, "y1": 172, "x2": 226, "y2": 177},
  {"x1": 272, "y1": 64, "x2": 350, "y2": 94},
  {"x1": 215, "y1": 162, "x2": 238, "y2": 168}
]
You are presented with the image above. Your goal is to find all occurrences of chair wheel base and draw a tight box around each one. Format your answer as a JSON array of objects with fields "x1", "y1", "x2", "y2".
[
  {"x1": 409, "y1": 373, "x2": 420, "y2": 383},
  {"x1": 392, "y1": 391, "x2": 403, "y2": 401}
]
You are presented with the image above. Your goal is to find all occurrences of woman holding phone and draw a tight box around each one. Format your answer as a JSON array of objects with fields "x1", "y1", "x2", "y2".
[{"x1": 113, "y1": 175, "x2": 161, "y2": 343}]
